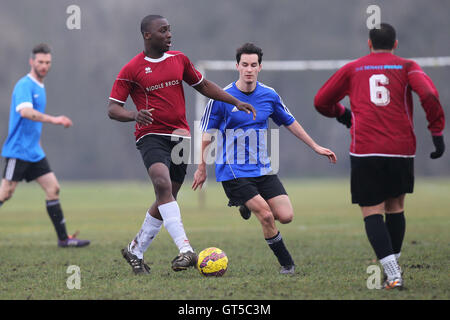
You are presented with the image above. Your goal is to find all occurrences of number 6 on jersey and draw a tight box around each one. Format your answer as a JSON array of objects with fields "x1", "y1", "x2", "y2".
[{"x1": 369, "y1": 74, "x2": 390, "y2": 106}]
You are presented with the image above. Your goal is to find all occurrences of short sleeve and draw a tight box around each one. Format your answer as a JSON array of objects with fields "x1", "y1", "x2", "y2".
[
  {"x1": 14, "y1": 80, "x2": 34, "y2": 112},
  {"x1": 109, "y1": 64, "x2": 134, "y2": 104},
  {"x1": 270, "y1": 92, "x2": 295, "y2": 126},
  {"x1": 200, "y1": 99, "x2": 224, "y2": 132},
  {"x1": 181, "y1": 54, "x2": 203, "y2": 87}
]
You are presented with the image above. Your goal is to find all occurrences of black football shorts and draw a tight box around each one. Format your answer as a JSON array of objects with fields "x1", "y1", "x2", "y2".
[
  {"x1": 221, "y1": 174, "x2": 287, "y2": 207},
  {"x1": 350, "y1": 155, "x2": 414, "y2": 207},
  {"x1": 136, "y1": 134, "x2": 190, "y2": 184},
  {"x1": 2, "y1": 157, "x2": 52, "y2": 182}
]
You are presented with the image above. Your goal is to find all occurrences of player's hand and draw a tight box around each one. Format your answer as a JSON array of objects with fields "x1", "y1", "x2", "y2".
[
  {"x1": 336, "y1": 108, "x2": 352, "y2": 128},
  {"x1": 134, "y1": 108, "x2": 154, "y2": 126},
  {"x1": 430, "y1": 135, "x2": 445, "y2": 159},
  {"x1": 192, "y1": 165, "x2": 207, "y2": 191},
  {"x1": 314, "y1": 146, "x2": 337, "y2": 164},
  {"x1": 236, "y1": 102, "x2": 256, "y2": 120},
  {"x1": 54, "y1": 116, "x2": 73, "y2": 128}
]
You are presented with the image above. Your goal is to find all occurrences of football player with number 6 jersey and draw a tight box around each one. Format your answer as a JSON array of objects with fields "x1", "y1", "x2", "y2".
[{"x1": 314, "y1": 23, "x2": 445, "y2": 290}]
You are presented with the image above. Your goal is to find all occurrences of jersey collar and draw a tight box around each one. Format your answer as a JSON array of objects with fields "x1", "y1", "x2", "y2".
[
  {"x1": 233, "y1": 81, "x2": 259, "y2": 96},
  {"x1": 143, "y1": 52, "x2": 174, "y2": 63},
  {"x1": 27, "y1": 73, "x2": 45, "y2": 88}
]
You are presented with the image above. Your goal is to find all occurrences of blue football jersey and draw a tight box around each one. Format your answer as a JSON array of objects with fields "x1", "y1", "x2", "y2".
[
  {"x1": 1, "y1": 74, "x2": 47, "y2": 162},
  {"x1": 200, "y1": 81, "x2": 295, "y2": 181}
]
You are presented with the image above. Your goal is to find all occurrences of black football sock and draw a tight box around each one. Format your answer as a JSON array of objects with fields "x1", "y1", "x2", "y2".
[
  {"x1": 364, "y1": 214, "x2": 394, "y2": 260},
  {"x1": 265, "y1": 231, "x2": 295, "y2": 267},
  {"x1": 385, "y1": 212, "x2": 405, "y2": 255},
  {"x1": 46, "y1": 199, "x2": 68, "y2": 241}
]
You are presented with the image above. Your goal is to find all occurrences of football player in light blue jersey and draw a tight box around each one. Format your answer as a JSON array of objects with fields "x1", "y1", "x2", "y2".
[
  {"x1": 193, "y1": 43, "x2": 336, "y2": 274},
  {"x1": 0, "y1": 43, "x2": 89, "y2": 248}
]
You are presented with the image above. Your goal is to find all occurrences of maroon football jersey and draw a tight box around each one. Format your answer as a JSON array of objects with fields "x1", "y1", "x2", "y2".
[
  {"x1": 110, "y1": 51, "x2": 203, "y2": 141},
  {"x1": 315, "y1": 52, "x2": 445, "y2": 156}
]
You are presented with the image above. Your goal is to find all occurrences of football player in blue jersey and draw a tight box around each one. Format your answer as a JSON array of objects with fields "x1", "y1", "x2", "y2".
[
  {"x1": 0, "y1": 43, "x2": 90, "y2": 248},
  {"x1": 193, "y1": 43, "x2": 336, "y2": 274}
]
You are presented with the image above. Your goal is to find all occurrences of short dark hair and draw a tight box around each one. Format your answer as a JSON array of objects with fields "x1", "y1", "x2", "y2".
[
  {"x1": 31, "y1": 43, "x2": 51, "y2": 58},
  {"x1": 369, "y1": 23, "x2": 396, "y2": 50},
  {"x1": 141, "y1": 14, "x2": 165, "y2": 36},
  {"x1": 236, "y1": 43, "x2": 263, "y2": 64}
]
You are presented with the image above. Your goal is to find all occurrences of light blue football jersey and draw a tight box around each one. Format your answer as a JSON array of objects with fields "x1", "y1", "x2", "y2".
[
  {"x1": 200, "y1": 81, "x2": 295, "y2": 182},
  {"x1": 1, "y1": 74, "x2": 47, "y2": 162}
]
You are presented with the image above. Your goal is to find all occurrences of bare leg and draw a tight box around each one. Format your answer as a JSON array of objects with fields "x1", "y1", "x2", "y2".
[
  {"x1": 245, "y1": 195, "x2": 295, "y2": 269},
  {"x1": 146, "y1": 162, "x2": 193, "y2": 254},
  {"x1": 245, "y1": 194, "x2": 278, "y2": 238},
  {"x1": 0, "y1": 179, "x2": 19, "y2": 203},
  {"x1": 266, "y1": 195, "x2": 294, "y2": 224},
  {"x1": 35, "y1": 172, "x2": 60, "y2": 200}
]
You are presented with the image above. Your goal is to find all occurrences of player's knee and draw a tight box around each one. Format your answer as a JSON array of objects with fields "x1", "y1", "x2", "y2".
[
  {"x1": 385, "y1": 195, "x2": 405, "y2": 213},
  {"x1": 278, "y1": 213, "x2": 293, "y2": 224},
  {"x1": 2, "y1": 190, "x2": 14, "y2": 201},
  {"x1": 0, "y1": 185, "x2": 15, "y2": 201},
  {"x1": 153, "y1": 177, "x2": 172, "y2": 195},
  {"x1": 46, "y1": 185, "x2": 60, "y2": 198},
  {"x1": 258, "y1": 210, "x2": 275, "y2": 227}
]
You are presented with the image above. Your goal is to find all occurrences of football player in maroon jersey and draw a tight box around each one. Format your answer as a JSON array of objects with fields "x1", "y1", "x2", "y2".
[
  {"x1": 108, "y1": 15, "x2": 256, "y2": 274},
  {"x1": 314, "y1": 23, "x2": 445, "y2": 289}
]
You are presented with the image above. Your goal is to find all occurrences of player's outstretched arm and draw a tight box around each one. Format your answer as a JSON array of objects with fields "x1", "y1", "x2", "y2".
[
  {"x1": 192, "y1": 133, "x2": 214, "y2": 191},
  {"x1": 19, "y1": 107, "x2": 73, "y2": 128},
  {"x1": 108, "y1": 100, "x2": 153, "y2": 126},
  {"x1": 285, "y1": 120, "x2": 337, "y2": 163},
  {"x1": 194, "y1": 79, "x2": 256, "y2": 120}
]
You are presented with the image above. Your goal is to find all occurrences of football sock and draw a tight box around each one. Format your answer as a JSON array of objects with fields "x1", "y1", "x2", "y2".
[
  {"x1": 385, "y1": 212, "x2": 405, "y2": 256},
  {"x1": 363, "y1": 214, "x2": 394, "y2": 260},
  {"x1": 158, "y1": 201, "x2": 193, "y2": 253},
  {"x1": 380, "y1": 254, "x2": 402, "y2": 280},
  {"x1": 0, "y1": 200, "x2": 3, "y2": 208},
  {"x1": 265, "y1": 231, "x2": 295, "y2": 267},
  {"x1": 130, "y1": 211, "x2": 163, "y2": 259},
  {"x1": 46, "y1": 199, "x2": 68, "y2": 241}
]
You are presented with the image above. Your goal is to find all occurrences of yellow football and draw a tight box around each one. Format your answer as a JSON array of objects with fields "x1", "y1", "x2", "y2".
[{"x1": 197, "y1": 247, "x2": 228, "y2": 277}]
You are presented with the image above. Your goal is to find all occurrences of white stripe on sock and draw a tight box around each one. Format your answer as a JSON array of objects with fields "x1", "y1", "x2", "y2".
[
  {"x1": 265, "y1": 232, "x2": 282, "y2": 245},
  {"x1": 46, "y1": 200, "x2": 60, "y2": 207}
]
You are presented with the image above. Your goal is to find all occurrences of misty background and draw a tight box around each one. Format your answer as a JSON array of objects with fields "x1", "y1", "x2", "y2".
[{"x1": 1, "y1": 0, "x2": 449, "y2": 181}]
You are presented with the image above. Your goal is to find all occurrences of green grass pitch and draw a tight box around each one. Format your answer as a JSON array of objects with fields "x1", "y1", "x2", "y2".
[{"x1": 0, "y1": 178, "x2": 448, "y2": 300}]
